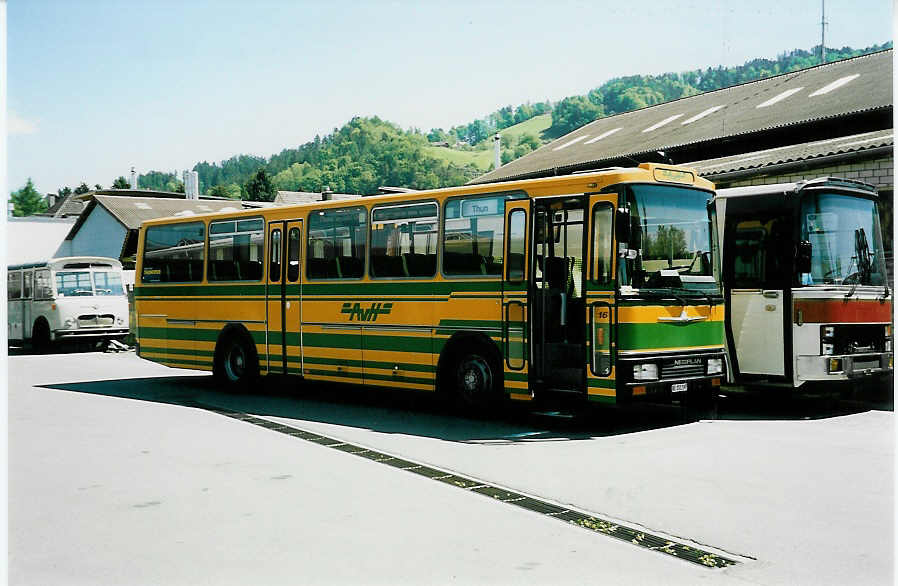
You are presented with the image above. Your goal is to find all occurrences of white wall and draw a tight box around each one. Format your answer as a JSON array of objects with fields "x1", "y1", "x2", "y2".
[{"x1": 6, "y1": 218, "x2": 76, "y2": 265}]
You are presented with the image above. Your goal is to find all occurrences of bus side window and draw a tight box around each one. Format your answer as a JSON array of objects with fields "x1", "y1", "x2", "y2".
[
  {"x1": 35, "y1": 270, "x2": 52, "y2": 298},
  {"x1": 270, "y1": 229, "x2": 281, "y2": 282},
  {"x1": 22, "y1": 271, "x2": 33, "y2": 299},
  {"x1": 443, "y1": 194, "x2": 514, "y2": 277},
  {"x1": 287, "y1": 228, "x2": 301, "y2": 282},
  {"x1": 7, "y1": 271, "x2": 22, "y2": 299},
  {"x1": 592, "y1": 204, "x2": 613, "y2": 285},
  {"x1": 209, "y1": 218, "x2": 264, "y2": 282},
  {"x1": 307, "y1": 206, "x2": 367, "y2": 279}
]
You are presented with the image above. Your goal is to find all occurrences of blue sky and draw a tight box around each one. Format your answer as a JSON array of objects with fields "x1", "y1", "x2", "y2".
[{"x1": 7, "y1": 0, "x2": 893, "y2": 195}]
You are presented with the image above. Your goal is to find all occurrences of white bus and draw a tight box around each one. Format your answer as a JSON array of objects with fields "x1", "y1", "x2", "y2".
[
  {"x1": 7, "y1": 256, "x2": 130, "y2": 349},
  {"x1": 713, "y1": 178, "x2": 892, "y2": 392}
]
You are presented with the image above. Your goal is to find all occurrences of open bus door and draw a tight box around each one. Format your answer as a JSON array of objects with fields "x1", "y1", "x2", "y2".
[
  {"x1": 585, "y1": 193, "x2": 617, "y2": 403},
  {"x1": 502, "y1": 199, "x2": 531, "y2": 401}
]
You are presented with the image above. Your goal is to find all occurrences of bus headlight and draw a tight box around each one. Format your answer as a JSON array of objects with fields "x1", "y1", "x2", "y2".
[
  {"x1": 707, "y1": 357, "x2": 724, "y2": 375},
  {"x1": 633, "y1": 363, "x2": 658, "y2": 381},
  {"x1": 822, "y1": 343, "x2": 834, "y2": 355},
  {"x1": 63, "y1": 318, "x2": 76, "y2": 329},
  {"x1": 822, "y1": 326, "x2": 835, "y2": 338}
]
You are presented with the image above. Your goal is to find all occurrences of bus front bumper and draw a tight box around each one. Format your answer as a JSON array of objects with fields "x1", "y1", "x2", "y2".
[
  {"x1": 797, "y1": 352, "x2": 893, "y2": 382},
  {"x1": 53, "y1": 327, "x2": 129, "y2": 341}
]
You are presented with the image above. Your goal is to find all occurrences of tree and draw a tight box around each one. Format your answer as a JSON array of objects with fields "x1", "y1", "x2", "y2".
[
  {"x1": 57, "y1": 186, "x2": 72, "y2": 197},
  {"x1": 112, "y1": 176, "x2": 130, "y2": 189},
  {"x1": 10, "y1": 178, "x2": 48, "y2": 217},
  {"x1": 208, "y1": 183, "x2": 242, "y2": 199},
  {"x1": 243, "y1": 168, "x2": 277, "y2": 202},
  {"x1": 548, "y1": 96, "x2": 604, "y2": 136},
  {"x1": 94, "y1": 184, "x2": 103, "y2": 190},
  {"x1": 74, "y1": 182, "x2": 91, "y2": 195}
]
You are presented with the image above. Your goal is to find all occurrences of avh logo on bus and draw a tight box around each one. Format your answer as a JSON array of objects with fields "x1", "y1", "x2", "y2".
[{"x1": 341, "y1": 302, "x2": 394, "y2": 322}]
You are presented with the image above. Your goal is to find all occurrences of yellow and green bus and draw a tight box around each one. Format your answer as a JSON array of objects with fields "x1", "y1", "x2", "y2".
[{"x1": 134, "y1": 163, "x2": 725, "y2": 412}]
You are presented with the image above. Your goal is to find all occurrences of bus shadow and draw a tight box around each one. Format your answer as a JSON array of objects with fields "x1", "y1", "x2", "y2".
[
  {"x1": 38, "y1": 374, "x2": 695, "y2": 442},
  {"x1": 39, "y1": 374, "x2": 889, "y2": 442}
]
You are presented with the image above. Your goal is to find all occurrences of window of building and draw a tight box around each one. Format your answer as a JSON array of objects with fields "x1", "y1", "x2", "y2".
[
  {"x1": 370, "y1": 202, "x2": 438, "y2": 278},
  {"x1": 142, "y1": 222, "x2": 206, "y2": 283},
  {"x1": 307, "y1": 207, "x2": 367, "y2": 279},
  {"x1": 208, "y1": 218, "x2": 264, "y2": 281}
]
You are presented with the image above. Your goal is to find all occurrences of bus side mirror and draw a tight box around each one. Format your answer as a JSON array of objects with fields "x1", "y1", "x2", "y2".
[
  {"x1": 616, "y1": 209, "x2": 630, "y2": 244},
  {"x1": 796, "y1": 240, "x2": 812, "y2": 274}
]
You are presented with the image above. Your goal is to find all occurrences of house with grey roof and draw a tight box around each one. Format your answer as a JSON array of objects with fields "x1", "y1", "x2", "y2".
[{"x1": 56, "y1": 194, "x2": 244, "y2": 268}]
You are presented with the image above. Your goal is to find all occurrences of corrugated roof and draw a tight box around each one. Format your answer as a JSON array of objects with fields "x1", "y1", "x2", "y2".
[
  {"x1": 475, "y1": 50, "x2": 892, "y2": 184},
  {"x1": 687, "y1": 129, "x2": 893, "y2": 179}
]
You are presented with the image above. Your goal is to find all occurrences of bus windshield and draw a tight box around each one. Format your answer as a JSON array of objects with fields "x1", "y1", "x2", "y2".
[
  {"x1": 93, "y1": 271, "x2": 125, "y2": 296},
  {"x1": 55, "y1": 271, "x2": 95, "y2": 296},
  {"x1": 622, "y1": 184, "x2": 716, "y2": 294},
  {"x1": 800, "y1": 192, "x2": 887, "y2": 286}
]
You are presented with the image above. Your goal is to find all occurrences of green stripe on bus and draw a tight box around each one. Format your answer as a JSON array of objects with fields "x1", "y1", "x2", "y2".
[{"x1": 617, "y1": 321, "x2": 724, "y2": 351}]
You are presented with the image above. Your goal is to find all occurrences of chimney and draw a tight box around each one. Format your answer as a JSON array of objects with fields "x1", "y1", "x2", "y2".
[
  {"x1": 321, "y1": 186, "x2": 333, "y2": 201},
  {"x1": 493, "y1": 133, "x2": 501, "y2": 169},
  {"x1": 47, "y1": 194, "x2": 57, "y2": 208},
  {"x1": 130, "y1": 166, "x2": 138, "y2": 190},
  {"x1": 190, "y1": 171, "x2": 200, "y2": 198}
]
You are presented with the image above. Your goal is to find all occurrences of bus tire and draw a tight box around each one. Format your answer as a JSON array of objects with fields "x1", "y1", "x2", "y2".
[
  {"x1": 451, "y1": 349, "x2": 502, "y2": 415},
  {"x1": 214, "y1": 330, "x2": 259, "y2": 390},
  {"x1": 31, "y1": 318, "x2": 51, "y2": 353}
]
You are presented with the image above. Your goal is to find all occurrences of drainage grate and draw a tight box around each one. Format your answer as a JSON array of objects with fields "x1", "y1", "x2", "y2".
[{"x1": 199, "y1": 404, "x2": 741, "y2": 569}]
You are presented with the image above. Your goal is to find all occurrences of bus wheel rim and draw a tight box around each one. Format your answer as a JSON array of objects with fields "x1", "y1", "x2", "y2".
[
  {"x1": 459, "y1": 356, "x2": 491, "y2": 397},
  {"x1": 225, "y1": 343, "x2": 246, "y2": 380}
]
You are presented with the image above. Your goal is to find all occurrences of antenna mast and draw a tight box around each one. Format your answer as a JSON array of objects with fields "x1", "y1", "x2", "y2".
[{"x1": 820, "y1": 0, "x2": 827, "y2": 64}]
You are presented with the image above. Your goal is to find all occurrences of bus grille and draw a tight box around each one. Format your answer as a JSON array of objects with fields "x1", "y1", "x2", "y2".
[
  {"x1": 661, "y1": 359, "x2": 705, "y2": 379},
  {"x1": 78, "y1": 314, "x2": 115, "y2": 327}
]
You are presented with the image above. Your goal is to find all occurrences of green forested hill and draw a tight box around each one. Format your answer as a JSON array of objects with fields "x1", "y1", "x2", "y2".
[{"x1": 137, "y1": 42, "x2": 891, "y2": 199}]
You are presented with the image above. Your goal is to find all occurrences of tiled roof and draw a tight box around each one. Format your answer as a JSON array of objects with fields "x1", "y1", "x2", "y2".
[
  {"x1": 274, "y1": 191, "x2": 361, "y2": 205},
  {"x1": 474, "y1": 50, "x2": 892, "y2": 184}
]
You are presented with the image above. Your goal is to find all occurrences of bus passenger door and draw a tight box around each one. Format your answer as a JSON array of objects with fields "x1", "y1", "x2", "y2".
[
  {"x1": 266, "y1": 221, "x2": 286, "y2": 374},
  {"x1": 283, "y1": 220, "x2": 303, "y2": 374},
  {"x1": 585, "y1": 194, "x2": 617, "y2": 403},
  {"x1": 267, "y1": 220, "x2": 303, "y2": 375},
  {"x1": 502, "y1": 199, "x2": 531, "y2": 401}
]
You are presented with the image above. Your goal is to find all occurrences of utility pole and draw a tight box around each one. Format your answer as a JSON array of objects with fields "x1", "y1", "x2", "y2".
[{"x1": 820, "y1": 0, "x2": 827, "y2": 64}]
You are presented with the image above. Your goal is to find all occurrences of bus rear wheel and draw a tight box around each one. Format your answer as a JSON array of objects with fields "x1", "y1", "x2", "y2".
[
  {"x1": 214, "y1": 332, "x2": 259, "y2": 390},
  {"x1": 453, "y1": 352, "x2": 501, "y2": 414}
]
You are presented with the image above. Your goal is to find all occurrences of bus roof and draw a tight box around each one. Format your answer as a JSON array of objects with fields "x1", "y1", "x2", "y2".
[
  {"x1": 8, "y1": 256, "x2": 123, "y2": 272},
  {"x1": 139, "y1": 163, "x2": 715, "y2": 228},
  {"x1": 714, "y1": 177, "x2": 877, "y2": 200}
]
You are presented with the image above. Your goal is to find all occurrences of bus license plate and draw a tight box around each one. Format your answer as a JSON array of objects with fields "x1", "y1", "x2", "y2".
[{"x1": 671, "y1": 383, "x2": 688, "y2": 393}]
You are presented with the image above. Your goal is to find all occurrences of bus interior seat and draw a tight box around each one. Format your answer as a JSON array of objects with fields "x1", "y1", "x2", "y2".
[
  {"x1": 373, "y1": 255, "x2": 407, "y2": 278},
  {"x1": 336, "y1": 256, "x2": 363, "y2": 279},
  {"x1": 403, "y1": 253, "x2": 435, "y2": 277}
]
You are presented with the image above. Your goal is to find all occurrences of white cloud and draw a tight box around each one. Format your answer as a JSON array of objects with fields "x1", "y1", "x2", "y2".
[{"x1": 8, "y1": 111, "x2": 39, "y2": 135}]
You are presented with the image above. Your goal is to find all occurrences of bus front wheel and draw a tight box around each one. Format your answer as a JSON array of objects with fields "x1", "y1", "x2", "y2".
[
  {"x1": 31, "y1": 319, "x2": 51, "y2": 353},
  {"x1": 214, "y1": 331, "x2": 259, "y2": 390}
]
